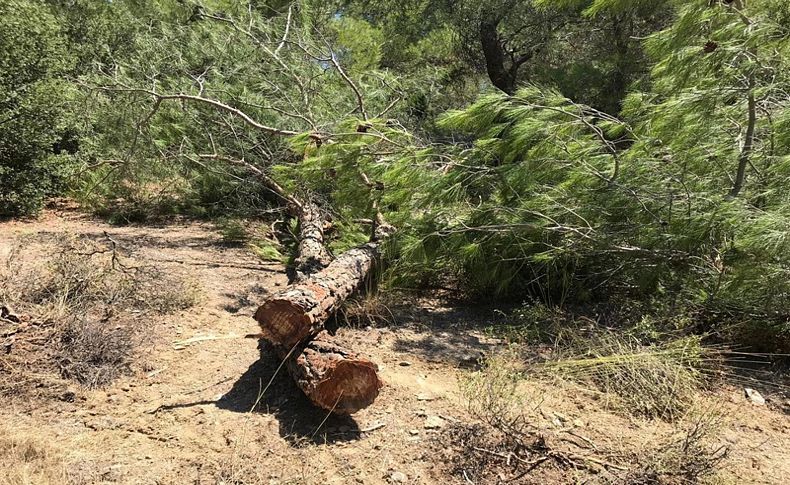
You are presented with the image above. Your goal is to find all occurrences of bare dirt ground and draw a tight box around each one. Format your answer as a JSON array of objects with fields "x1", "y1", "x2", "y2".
[{"x1": 1, "y1": 209, "x2": 789, "y2": 484}]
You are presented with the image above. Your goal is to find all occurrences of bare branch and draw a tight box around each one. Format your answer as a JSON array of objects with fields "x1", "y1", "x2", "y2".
[
  {"x1": 274, "y1": 5, "x2": 293, "y2": 58},
  {"x1": 97, "y1": 85, "x2": 303, "y2": 137},
  {"x1": 329, "y1": 53, "x2": 369, "y2": 121},
  {"x1": 195, "y1": 153, "x2": 302, "y2": 211}
]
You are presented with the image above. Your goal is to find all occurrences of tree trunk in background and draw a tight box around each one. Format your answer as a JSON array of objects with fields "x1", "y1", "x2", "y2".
[
  {"x1": 480, "y1": 17, "x2": 516, "y2": 95},
  {"x1": 729, "y1": 79, "x2": 756, "y2": 198}
]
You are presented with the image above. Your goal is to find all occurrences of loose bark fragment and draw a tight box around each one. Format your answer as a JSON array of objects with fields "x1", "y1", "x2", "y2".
[
  {"x1": 255, "y1": 243, "x2": 380, "y2": 348},
  {"x1": 280, "y1": 331, "x2": 382, "y2": 414}
]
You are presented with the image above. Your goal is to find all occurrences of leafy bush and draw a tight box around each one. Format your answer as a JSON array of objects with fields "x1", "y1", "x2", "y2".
[{"x1": 0, "y1": 1, "x2": 75, "y2": 217}]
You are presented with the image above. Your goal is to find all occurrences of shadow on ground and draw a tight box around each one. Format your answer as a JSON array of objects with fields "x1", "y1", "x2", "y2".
[
  {"x1": 388, "y1": 304, "x2": 510, "y2": 367},
  {"x1": 215, "y1": 340, "x2": 361, "y2": 445}
]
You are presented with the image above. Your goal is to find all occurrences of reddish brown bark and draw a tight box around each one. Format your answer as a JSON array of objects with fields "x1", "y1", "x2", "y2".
[
  {"x1": 254, "y1": 242, "x2": 381, "y2": 348},
  {"x1": 281, "y1": 331, "x2": 382, "y2": 414},
  {"x1": 254, "y1": 200, "x2": 392, "y2": 414}
]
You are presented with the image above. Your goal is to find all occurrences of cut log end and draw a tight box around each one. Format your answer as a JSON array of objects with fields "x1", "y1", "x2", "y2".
[
  {"x1": 309, "y1": 359, "x2": 382, "y2": 415},
  {"x1": 254, "y1": 299, "x2": 312, "y2": 348},
  {"x1": 285, "y1": 334, "x2": 383, "y2": 415}
]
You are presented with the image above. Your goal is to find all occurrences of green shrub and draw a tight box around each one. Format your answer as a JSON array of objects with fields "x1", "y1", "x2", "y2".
[{"x1": 0, "y1": 1, "x2": 75, "y2": 217}]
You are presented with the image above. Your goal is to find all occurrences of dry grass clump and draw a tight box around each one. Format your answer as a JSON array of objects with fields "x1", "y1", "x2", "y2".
[
  {"x1": 56, "y1": 318, "x2": 136, "y2": 388},
  {"x1": 449, "y1": 351, "x2": 627, "y2": 483},
  {"x1": 537, "y1": 334, "x2": 712, "y2": 421},
  {"x1": 447, "y1": 352, "x2": 549, "y2": 483},
  {"x1": 335, "y1": 291, "x2": 398, "y2": 328},
  {"x1": 626, "y1": 416, "x2": 729, "y2": 484},
  {"x1": 0, "y1": 234, "x2": 201, "y2": 393},
  {"x1": 444, "y1": 350, "x2": 728, "y2": 484},
  {"x1": 461, "y1": 349, "x2": 534, "y2": 437},
  {"x1": 0, "y1": 430, "x2": 68, "y2": 485}
]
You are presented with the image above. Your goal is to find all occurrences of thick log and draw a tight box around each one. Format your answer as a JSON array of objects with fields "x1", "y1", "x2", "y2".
[
  {"x1": 254, "y1": 242, "x2": 381, "y2": 348},
  {"x1": 255, "y1": 212, "x2": 392, "y2": 414},
  {"x1": 282, "y1": 331, "x2": 382, "y2": 414}
]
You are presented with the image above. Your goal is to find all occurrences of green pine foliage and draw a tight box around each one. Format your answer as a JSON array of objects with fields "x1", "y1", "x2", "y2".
[
  {"x1": 1, "y1": 0, "x2": 787, "y2": 345},
  {"x1": 380, "y1": 0, "x2": 789, "y2": 321}
]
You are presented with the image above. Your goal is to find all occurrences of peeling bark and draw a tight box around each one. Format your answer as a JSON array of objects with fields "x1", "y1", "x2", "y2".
[
  {"x1": 292, "y1": 202, "x2": 333, "y2": 280},
  {"x1": 255, "y1": 204, "x2": 393, "y2": 414}
]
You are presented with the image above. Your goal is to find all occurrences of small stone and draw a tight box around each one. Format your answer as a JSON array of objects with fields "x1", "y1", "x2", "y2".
[
  {"x1": 552, "y1": 417, "x2": 563, "y2": 427},
  {"x1": 416, "y1": 393, "x2": 434, "y2": 401},
  {"x1": 745, "y1": 388, "x2": 766, "y2": 405},
  {"x1": 424, "y1": 415, "x2": 445, "y2": 429},
  {"x1": 390, "y1": 471, "x2": 407, "y2": 483},
  {"x1": 398, "y1": 361, "x2": 411, "y2": 367},
  {"x1": 409, "y1": 429, "x2": 419, "y2": 435}
]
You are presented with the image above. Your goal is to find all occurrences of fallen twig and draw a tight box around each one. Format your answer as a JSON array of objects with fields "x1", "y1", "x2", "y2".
[{"x1": 361, "y1": 422, "x2": 387, "y2": 433}]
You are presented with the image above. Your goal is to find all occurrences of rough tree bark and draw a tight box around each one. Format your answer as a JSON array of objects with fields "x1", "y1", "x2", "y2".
[
  {"x1": 257, "y1": 235, "x2": 390, "y2": 413},
  {"x1": 480, "y1": 16, "x2": 516, "y2": 95},
  {"x1": 292, "y1": 202, "x2": 333, "y2": 280},
  {"x1": 284, "y1": 331, "x2": 382, "y2": 414},
  {"x1": 203, "y1": 153, "x2": 389, "y2": 413},
  {"x1": 100, "y1": 51, "x2": 389, "y2": 414},
  {"x1": 255, "y1": 214, "x2": 393, "y2": 414},
  {"x1": 255, "y1": 239, "x2": 386, "y2": 348},
  {"x1": 242, "y1": 162, "x2": 392, "y2": 412}
]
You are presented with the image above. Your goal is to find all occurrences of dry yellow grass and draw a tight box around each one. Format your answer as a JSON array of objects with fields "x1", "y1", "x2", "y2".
[{"x1": 0, "y1": 428, "x2": 67, "y2": 485}]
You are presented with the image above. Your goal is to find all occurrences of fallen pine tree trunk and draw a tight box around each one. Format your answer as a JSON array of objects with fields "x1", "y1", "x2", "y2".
[
  {"x1": 106, "y1": 91, "x2": 392, "y2": 415},
  {"x1": 255, "y1": 207, "x2": 393, "y2": 413},
  {"x1": 292, "y1": 202, "x2": 333, "y2": 280},
  {"x1": 254, "y1": 240, "x2": 385, "y2": 348},
  {"x1": 230, "y1": 147, "x2": 393, "y2": 414}
]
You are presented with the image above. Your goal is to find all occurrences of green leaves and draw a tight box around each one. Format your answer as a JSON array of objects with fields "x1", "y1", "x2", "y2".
[{"x1": 0, "y1": 1, "x2": 77, "y2": 216}]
